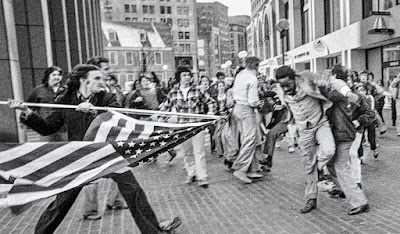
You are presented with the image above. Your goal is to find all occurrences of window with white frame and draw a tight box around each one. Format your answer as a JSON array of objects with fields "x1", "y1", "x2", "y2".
[
  {"x1": 109, "y1": 51, "x2": 118, "y2": 65},
  {"x1": 155, "y1": 52, "x2": 162, "y2": 65},
  {"x1": 125, "y1": 51, "x2": 134, "y2": 65}
]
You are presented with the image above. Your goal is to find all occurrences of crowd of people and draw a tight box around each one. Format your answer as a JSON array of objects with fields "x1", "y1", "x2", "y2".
[{"x1": 6, "y1": 54, "x2": 400, "y2": 233}]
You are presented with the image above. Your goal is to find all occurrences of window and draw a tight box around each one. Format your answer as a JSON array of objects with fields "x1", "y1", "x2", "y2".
[
  {"x1": 185, "y1": 32, "x2": 190, "y2": 39},
  {"x1": 324, "y1": 0, "x2": 340, "y2": 34},
  {"x1": 160, "y1": 6, "x2": 165, "y2": 14},
  {"x1": 155, "y1": 52, "x2": 162, "y2": 65},
  {"x1": 109, "y1": 31, "x2": 117, "y2": 41},
  {"x1": 161, "y1": 18, "x2": 166, "y2": 22},
  {"x1": 185, "y1": 44, "x2": 191, "y2": 52},
  {"x1": 179, "y1": 44, "x2": 185, "y2": 52},
  {"x1": 177, "y1": 6, "x2": 182, "y2": 15},
  {"x1": 178, "y1": 19, "x2": 189, "y2": 27},
  {"x1": 301, "y1": 0, "x2": 310, "y2": 44},
  {"x1": 143, "y1": 5, "x2": 148, "y2": 14},
  {"x1": 105, "y1": 12, "x2": 112, "y2": 21},
  {"x1": 126, "y1": 73, "x2": 135, "y2": 81},
  {"x1": 125, "y1": 17, "x2": 131, "y2": 21},
  {"x1": 125, "y1": 51, "x2": 134, "y2": 65},
  {"x1": 125, "y1": 4, "x2": 130, "y2": 12},
  {"x1": 109, "y1": 51, "x2": 118, "y2": 65},
  {"x1": 132, "y1": 17, "x2": 138, "y2": 22},
  {"x1": 167, "y1": 6, "x2": 172, "y2": 14},
  {"x1": 178, "y1": 31, "x2": 184, "y2": 39},
  {"x1": 140, "y1": 33, "x2": 147, "y2": 41},
  {"x1": 183, "y1": 6, "x2": 189, "y2": 15},
  {"x1": 144, "y1": 18, "x2": 149, "y2": 22},
  {"x1": 131, "y1": 5, "x2": 137, "y2": 13},
  {"x1": 149, "y1": 5, "x2": 155, "y2": 14}
]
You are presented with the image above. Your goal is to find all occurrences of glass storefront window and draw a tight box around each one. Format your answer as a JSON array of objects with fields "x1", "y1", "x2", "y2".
[{"x1": 383, "y1": 43, "x2": 400, "y2": 62}]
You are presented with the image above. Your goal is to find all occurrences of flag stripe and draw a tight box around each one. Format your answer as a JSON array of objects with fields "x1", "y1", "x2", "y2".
[
  {"x1": 0, "y1": 142, "x2": 57, "y2": 166},
  {"x1": 94, "y1": 113, "x2": 121, "y2": 142},
  {"x1": 20, "y1": 142, "x2": 113, "y2": 182},
  {"x1": 34, "y1": 144, "x2": 121, "y2": 187},
  {"x1": 7, "y1": 142, "x2": 93, "y2": 178},
  {"x1": 7, "y1": 157, "x2": 129, "y2": 206}
]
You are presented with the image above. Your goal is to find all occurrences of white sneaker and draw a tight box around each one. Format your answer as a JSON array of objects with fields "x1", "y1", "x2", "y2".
[{"x1": 288, "y1": 146, "x2": 295, "y2": 153}]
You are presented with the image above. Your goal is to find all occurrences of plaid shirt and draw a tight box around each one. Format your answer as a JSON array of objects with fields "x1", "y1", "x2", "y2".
[{"x1": 161, "y1": 86, "x2": 215, "y2": 122}]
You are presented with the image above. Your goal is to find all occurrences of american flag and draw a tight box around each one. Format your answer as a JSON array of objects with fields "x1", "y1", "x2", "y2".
[{"x1": 0, "y1": 111, "x2": 214, "y2": 210}]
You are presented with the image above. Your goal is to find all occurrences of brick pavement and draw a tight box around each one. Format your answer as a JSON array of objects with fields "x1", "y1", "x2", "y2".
[{"x1": 1, "y1": 115, "x2": 400, "y2": 233}]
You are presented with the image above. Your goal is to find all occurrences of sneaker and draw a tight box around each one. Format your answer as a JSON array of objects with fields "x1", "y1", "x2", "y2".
[
  {"x1": 275, "y1": 142, "x2": 281, "y2": 148},
  {"x1": 198, "y1": 178, "x2": 209, "y2": 188},
  {"x1": 288, "y1": 146, "x2": 295, "y2": 153},
  {"x1": 247, "y1": 172, "x2": 263, "y2": 179},
  {"x1": 184, "y1": 175, "x2": 196, "y2": 184},
  {"x1": 233, "y1": 171, "x2": 252, "y2": 183}
]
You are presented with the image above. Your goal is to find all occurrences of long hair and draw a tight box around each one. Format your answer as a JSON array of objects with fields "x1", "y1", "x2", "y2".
[
  {"x1": 64, "y1": 64, "x2": 99, "y2": 97},
  {"x1": 42, "y1": 66, "x2": 63, "y2": 85}
]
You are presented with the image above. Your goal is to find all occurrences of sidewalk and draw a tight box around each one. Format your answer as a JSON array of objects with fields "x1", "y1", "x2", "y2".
[{"x1": 1, "y1": 122, "x2": 400, "y2": 233}]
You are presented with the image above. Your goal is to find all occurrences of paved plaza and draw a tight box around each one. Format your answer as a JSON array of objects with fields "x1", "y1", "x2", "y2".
[{"x1": 1, "y1": 114, "x2": 400, "y2": 234}]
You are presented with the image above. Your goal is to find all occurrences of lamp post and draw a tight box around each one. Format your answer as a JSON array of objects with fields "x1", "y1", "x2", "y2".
[{"x1": 275, "y1": 18, "x2": 289, "y2": 66}]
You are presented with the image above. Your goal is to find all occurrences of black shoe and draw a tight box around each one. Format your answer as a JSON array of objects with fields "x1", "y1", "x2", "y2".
[
  {"x1": 329, "y1": 189, "x2": 346, "y2": 198},
  {"x1": 348, "y1": 204, "x2": 370, "y2": 215},
  {"x1": 300, "y1": 199, "x2": 316, "y2": 213},
  {"x1": 223, "y1": 159, "x2": 233, "y2": 170}
]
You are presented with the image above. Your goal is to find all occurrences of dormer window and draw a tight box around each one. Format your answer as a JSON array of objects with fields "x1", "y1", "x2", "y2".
[
  {"x1": 109, "y1": 31, "x2": 117, "y2": 41},
  {"x1": 140, "y1": 33, "x2": 147, "y2": 42}
]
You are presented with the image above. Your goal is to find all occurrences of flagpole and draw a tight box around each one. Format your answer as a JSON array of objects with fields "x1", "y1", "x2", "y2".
[{"x1": 0, "y1": 101, "x2": 221, "y2": 120}]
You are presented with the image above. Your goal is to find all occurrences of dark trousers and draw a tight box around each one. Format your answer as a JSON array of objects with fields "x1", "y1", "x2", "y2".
[
  {"x1": 35, "y1": 170, "x2": 162, "y2": 234},
  {"x1": 263, "y1": 122, "x2": 288, "y2": 162},
  {"x1": 376, "y1": 97, "x2": 385, "y2": 123},
  {"x1": 392, "y1": 99, "x2": 397, "y2": 126},
  {"x1": 358, "y1": 123, "x2": 377, "y2": 157}
]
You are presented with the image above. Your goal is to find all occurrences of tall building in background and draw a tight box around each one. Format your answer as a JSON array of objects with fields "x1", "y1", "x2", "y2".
[
  {"x1": 102, "y1": 21, "x2": 175, "y2": 89},
  {"x1": 229, "y1": 15, "x2": 250, "y2": 68},
  {"x1": 100, "y1": 0, "x2": 198, "y2": 79},
  {"x1": 0, "y1": 0, "x2": 103, "y2": 142},
  {"x1": 249, "y1": 0, "x2": 400, "y2": 90},
  {"x1": 196, "y1": 2, "x2": 230, "y2": 78}
]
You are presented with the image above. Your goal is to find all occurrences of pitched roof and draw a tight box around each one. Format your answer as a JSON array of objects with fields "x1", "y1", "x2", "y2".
[{"x1": 102, "y1": 21, "x2": 173, "y2": 48}]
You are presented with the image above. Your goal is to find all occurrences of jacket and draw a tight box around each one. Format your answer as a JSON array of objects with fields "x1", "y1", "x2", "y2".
[
  {"x1": 22, "y1": 91, "x2": 119, "y2": 141},
  {"x1": 321, "y1": 88, "x2": 375, "y2": 142},
  {"x1": 275, "y1": 71, "x2": 351, "y2": 124},
  {"x1": 26, "y1": 84, "x2": 66, "y2": 119}
]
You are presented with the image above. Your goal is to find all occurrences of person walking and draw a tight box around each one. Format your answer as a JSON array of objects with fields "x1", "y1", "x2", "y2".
[
  {"x1": 7, "y1": 64, "x2": 181, "y2": 234},
  {"x1": 160, "y1": 66, "x2": 215, "y2": 188},
  {"x1": 230, "y1": 56, "x2": 263, "y2": 184}
]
